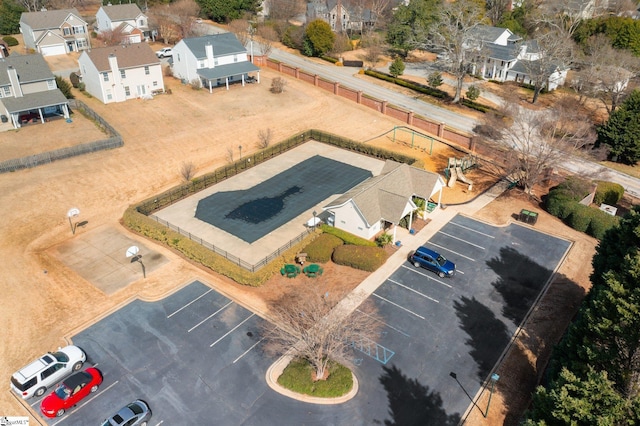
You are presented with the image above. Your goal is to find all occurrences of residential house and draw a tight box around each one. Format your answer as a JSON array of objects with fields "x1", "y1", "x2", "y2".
[
  {"x1": 323, "y1": 160, "x2": 445, "y2": 242},
  {"x1": 78, "y1": 43, "x2": 164, "y2": 104},
  {"x1": 0, "y1": 54, "x2": 70, "y2": 129},
  {"x1": 306, "y1": 0, "x2": 375, "y2": 32},
  {"x1": 0, "y1": 40, "x2": 9, "y2": 58},
  {"x1": 470, "y1": 25, "x2": 568, "y2": 91},
  {"x1": 95, "y1": 3, "x2": 150, "y2": 44},
  {"x1": 20, "y1": 8, "x2": 90, "y2": 56},
  {"x1": 172, "y1": 33, "x2": 260, "y2": 93}
]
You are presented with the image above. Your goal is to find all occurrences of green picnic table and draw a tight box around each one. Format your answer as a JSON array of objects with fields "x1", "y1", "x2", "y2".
[
  {"x1": 303, "y1": 264, "x2": 323, "y2": 278},
  {"x1": 280, "y1": 264, "x2": 301, "y2": 278}
]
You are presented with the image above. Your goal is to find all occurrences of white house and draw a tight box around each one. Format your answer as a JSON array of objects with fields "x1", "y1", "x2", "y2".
[
  {"x1": 323, "y1": 160, "x2": 445, "y2": 242},
  {"x1": 20, "y1": 8, "x2": 90, "y2": 56},
  {"x1": 172, "y1": 33, "x2": 260, "y2": 93},
  {"x1": 78, "y1": 43, "x2": 164, "y2": 104},
  {"x1": 95, "y1": 3, "x2": 150, "y2": 44}
]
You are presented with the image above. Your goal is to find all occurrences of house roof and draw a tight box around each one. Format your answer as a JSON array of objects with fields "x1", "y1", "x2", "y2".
[
  {"x1": 486, "y1": 43, "x2": 518, "y2": 61},
  {"x1": 0, "y1": 54, "x2": 55, "y2": 86},
  {"x1": 1, "y1": 89, "x2": 68, "y2": 114},
  {"x1": 470, "y1": 25, "x2": 512, "y2": 43},
  {"x1": 324, "y1": 160, "x2": 443, "y2": 226},
  {"x1": 197, "y1": 61, "x2": 260, "y2": 81},
  {"x1": 82, "y1": 43, "x2": 159, "y2": 72},
  {"x1": 182, "y1": 33, "x2": 248, "y2": 58},
  {"x1": 99, "y1": 3, "x2": 144, "y2": 21},
  {"x1": 20, "y1": 8, "x2": 85, "y2": 29}
]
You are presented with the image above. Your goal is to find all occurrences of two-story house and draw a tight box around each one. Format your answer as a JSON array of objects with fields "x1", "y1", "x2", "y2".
[
  {"x1": 0, "y1": 54, "x2": 70, "y2": 129},
  {"x1": 172, "y1": 33, "x2": 260, "y2": 93},
  {"x1": 95, "y1": 3, "x2": 150, "y2": 44},
  {"x1": 78, "y1": 43, "x2": 164, "y2": 103},
  {"x1": 306, "y1": 0, "x2": 375, "y2": 33},
  {"x1": 20, "y1": 8, "x2": 90, "y2": 56}
]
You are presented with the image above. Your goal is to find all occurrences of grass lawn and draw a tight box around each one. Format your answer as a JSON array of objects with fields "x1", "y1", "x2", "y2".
[
  {"x1": 277, "y1": 358, "x2": 353, "y2": 398},
  {"x1": 601, "y1": 161, "x2": 640, "y2": 179}
]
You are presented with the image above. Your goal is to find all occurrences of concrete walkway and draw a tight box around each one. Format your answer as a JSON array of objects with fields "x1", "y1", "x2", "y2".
[{"x1": 265, "y1": 180, "x2": 510, "y2": 403}]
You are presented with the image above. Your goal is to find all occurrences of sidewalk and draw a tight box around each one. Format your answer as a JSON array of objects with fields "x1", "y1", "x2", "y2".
[{"x1": 265, "y1": 180, "x2": 510, "y2": 402}]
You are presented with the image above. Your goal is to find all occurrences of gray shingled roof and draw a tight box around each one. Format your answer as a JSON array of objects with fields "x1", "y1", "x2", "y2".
[
  {"x1": 1, "y1": 89, "x2": 68, "y2": 114},
  {"x1": 470, "y1": 25, "x2": 509, "y2": 43},
  {"x1": 100, "y1": 3, "x2": 143, "y2": 21},
  {"x1": 197, "y1": 61, "x2": 259, "y2": 81},
  {"x1": 486, "y1": 43, "x2": 519, "y2": 61},
  {"x1": 183, "y1": 33, "x2": 247, "y2": 58},
  {"x1": 82, "y1": 43, "x2": 159, "y2": 72},
  {"x1": 0, "y1": 54, "x2": 54, "y2": 86},
  {"x1": 20, "y1": 8, "x2": 85, "y2": 29},
  {"x1": 324, "y1": 160, "x2": 442, "y2": 226}
]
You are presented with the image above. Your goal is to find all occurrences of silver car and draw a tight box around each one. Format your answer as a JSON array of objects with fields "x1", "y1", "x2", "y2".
[{"x1": 101, "y1": 400, "x2": 151, "y2": 426}]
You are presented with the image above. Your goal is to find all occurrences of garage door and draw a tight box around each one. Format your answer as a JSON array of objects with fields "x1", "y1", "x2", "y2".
[
  {"x1": 40, "y1": 44, "x2": 66, "y2": 56},
  {"x1": 128, "y1": 35, "x2": 141, "y2": 43}
]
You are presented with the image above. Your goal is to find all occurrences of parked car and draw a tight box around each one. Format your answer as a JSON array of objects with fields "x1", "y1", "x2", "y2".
[
  {"x1": 10, "y1": 345, "x2": 86, "y2": 399},
  {"x1": 101, "y1": 400, "x2": 152, "y2": 426},
  {"x1": 409, "y1": 246, "x2": 455, "y2": 278},
  {"x1": 40, "y1": 367, "x2": 103, "y2": 418},
  {"x1": 155, "y1": 48, "x2": 173, "y2": 58}
]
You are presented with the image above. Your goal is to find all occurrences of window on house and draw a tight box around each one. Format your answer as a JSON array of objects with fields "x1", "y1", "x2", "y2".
[
  {"x1": 2, "y1": 87, "x2": 10, "y2": 97},
  {"x1": 139, "y1": 19, "x2": 144, "y2": 26},
  {"x1": 63, "y1": 27, "x2": 71, "y2": 36},
  {"x1": 144, "y1": 66, "x2": 149, "y2": 75},
  {"x1": 234, "y1": 55, "x2": 238, "y2": 62},
  {"x1": 76, "y1": 38, "x2": 88, "y2": 48},
  {"x1": 153, "y1": 81, "x2": 158, "y2": 86},
  {"x1": 103, "y1": 72, "x2": 109, "y2": 82},
  {"x1": 197, "y1": 60, "x2": 205, "y2": 68},
  {"x1": 106, "y1": 90, "x2": 112, "y2": 100},
  {"x1": 120, "y1": 70, "x2": 126, "y2": 79},
  {"x1": 73, "y1": 26, "x2": 85, "y2": 34},
  {"x1": 124, "y1": 86, "x2": 130, "y2": 96},
  {"x1": 47, "y1": 80, "x2": 56, "y2": 90}
]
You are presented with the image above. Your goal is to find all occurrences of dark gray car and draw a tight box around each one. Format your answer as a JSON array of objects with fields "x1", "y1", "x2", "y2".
[{"x1": 101, "y1": 399, "x2": 151, "y2": 426}]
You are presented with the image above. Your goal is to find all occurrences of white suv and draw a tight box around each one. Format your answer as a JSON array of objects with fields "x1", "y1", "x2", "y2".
[
  {"x1": 10, "y1": 345, "x2": 86, "y2": 399},
  {"x1": 155, "y1": 48, "x2": 173, "y2": 58}
]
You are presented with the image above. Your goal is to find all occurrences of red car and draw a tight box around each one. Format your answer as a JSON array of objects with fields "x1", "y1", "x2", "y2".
[{"x1": 40, "y1": 367, "x2": 102, "y2": 418}]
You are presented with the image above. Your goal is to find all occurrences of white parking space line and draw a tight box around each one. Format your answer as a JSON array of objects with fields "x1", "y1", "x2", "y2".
[
  {"x1": 167, "y1": 289, "x2": 213, "y2": 318},
  {"x1": 233, "y1": 338, "x2": 265, "y2": 364},
  {"x1": 356, "y1": 309, "x2": 410, "y2": 337},
  {"x1": 51, "y1": 381, "x2": 119, "y2": 426},
  {"x1": 400, "y1": 265, "x2": 453, "y2": 288},
  {"x1": 430, "y1": 242, "x2": 476, "y2": 262},
  {"x1": 388, "y1": 279, "x2": 440, "y2": 303},
  {"x1": 438, "y1": 231, "x2": 486, "y2": 249},
  {"x1": 450, "y1": 221, "x2": 496, "y2": 238},
  {"x1": 372, "y1": 293, "x2": 426, "y2": 320},
  {"x1": 154, "y1": 422, "x2": 163, "y2": 426},
  {"x1": 210, "y1": 314, "x2": 255, "y2": 347},
  {"x1": 188, "y1": 301, "x2": 233, "y2": 332}
]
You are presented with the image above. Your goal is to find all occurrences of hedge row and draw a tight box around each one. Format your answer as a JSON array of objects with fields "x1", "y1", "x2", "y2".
[
  {"x1": 332, "y1": 245, "x2": 388, "y2": 272},
  {"x1": 364, "y1": 70, "x2": 449, "y2": 99},
  {"x1": 303, "y1": 234, "x2": 344, "y2": 263},
  {"x1": 545, "y1": 177, "x2": 620, "y2": 240},
  {"x1": 595, "y1": 181, "x2": 625, "y2": 205},
  {"x1": 318, "y1": 224, "x2": 378, "y2": 246}
]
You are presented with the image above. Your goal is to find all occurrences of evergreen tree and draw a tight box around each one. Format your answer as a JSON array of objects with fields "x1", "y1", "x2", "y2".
[
  {"x1": 303, "y1": 19, "x2": 334, "y2": 57},
  {"x1": 389, "y1": 57, "x2": 405, "y2": 77},
  {"x1": 596, "y1": 90, "x2": 640, "y2": 164}
]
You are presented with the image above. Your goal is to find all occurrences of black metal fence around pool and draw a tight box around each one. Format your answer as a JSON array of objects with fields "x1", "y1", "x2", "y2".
[{"x1": 149, "y1": 214, "x2": 313, "y2": 272}]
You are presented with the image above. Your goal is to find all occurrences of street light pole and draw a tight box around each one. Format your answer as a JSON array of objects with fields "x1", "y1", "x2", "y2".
[
  {"x1": 484, "y1": 373, "x2": 500, "y2": 418},
  {"x1": 239, "y1": 145, "x2": 242, "y2": 160},
  {"x1": 248, "y1": 22, "x2": 255, "y2": 64}
]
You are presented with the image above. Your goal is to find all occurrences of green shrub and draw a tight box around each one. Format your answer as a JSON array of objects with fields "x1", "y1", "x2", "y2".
[
  {"x1": 332, "y1": 245, "x2": 388, "y2": 272},
  {"x1": 363, "y1": 70, "x2": 449, "y2": 99},
  {"x1": 594, "y1": 181, "x2": 624, "y2": 205},
  {"x1": 465, "y1": 85, "x2": 481, "y2": 101},
  {"x1": 277, "y1": 358, "x2": 353, "y2": 397},
  {"x1": 545, "y1": 177, "x2": 593, "y2": 216},
  {"x1": 375, "y1": 233, "x2": 393, "y2": 247},
  {"x1": 587, "y1": 211, "x2": 620, "y2": 240},
  {"x1": 319, "y1": 224, "x2": 377, "y2": 246},
  {"x1": 461, "y1": 98, "x2": 490, "y2": 113},
  {"x1": 2, "y1": 36, "x2": 18, "y2": 46},
  {"x1": 304, "y1": 233, "x2": 343, "y2": 263},
  {"x1": 321, "y1": 55, "x2": 339, "y2": 64},
  {"x1": 567, "y1": 203, "x2": 594, "y2": 233}
]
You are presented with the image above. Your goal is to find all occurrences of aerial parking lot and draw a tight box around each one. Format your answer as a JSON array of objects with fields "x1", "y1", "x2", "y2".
[{"x1": 23, "y1": 216, "x2": 570, "y2": 425}]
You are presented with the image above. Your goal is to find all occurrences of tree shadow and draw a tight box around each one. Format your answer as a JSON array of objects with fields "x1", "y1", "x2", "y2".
[
  {"x1": 377, "y1": 364, "x2": 461, "y2": 426},
  {"x1": 486, "y1": 246, "x2": 553, "y2": 326},
  {"x1": 454, "y1": 296, "x2": 511, "y2": 381}
]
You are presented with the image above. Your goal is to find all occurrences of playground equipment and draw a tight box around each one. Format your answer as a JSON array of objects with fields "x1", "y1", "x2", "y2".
[{"x1": 445, "y1": 156, "x2": 477, "y2": 189}]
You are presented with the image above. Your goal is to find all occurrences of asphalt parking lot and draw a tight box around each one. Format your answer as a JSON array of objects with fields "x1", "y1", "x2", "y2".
[{"x1": 28, "y1": 215, "x2": 570, "y2": 425}]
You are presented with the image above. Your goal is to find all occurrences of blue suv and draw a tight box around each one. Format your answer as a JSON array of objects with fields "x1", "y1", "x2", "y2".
[{"x1": 409, "y1": 246, "x2": 455, "y2": 278}]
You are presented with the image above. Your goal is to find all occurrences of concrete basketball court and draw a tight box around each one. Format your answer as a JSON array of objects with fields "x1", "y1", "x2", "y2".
[
  {"x1": 51, "y1": 225, "x2": 168, "y2": 294},
  {"x1": 153, "y1": 141, "x2": 387, "y2": 266}
]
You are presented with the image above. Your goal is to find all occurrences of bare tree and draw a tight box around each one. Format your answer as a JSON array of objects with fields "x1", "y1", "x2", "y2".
[
  {"x1": 270, "y1": 77, "x2": 287, "y2": 93},
  {"x1": 516, "y1": 30, "x2": 575, "y2": 104},
  {"x1": 575, "y1": 34, "x2": 640, "y2": 115},
  {"x1": 486, "y1": 0, "x2": 512, "y2": 26},
  {"x1": 368, "y1": 0, "x2": 392, "y2": 32},
  {"x1": 256, "y1": 26, "x2": 276, "y2": 57},
  {"x1": 96, "y1": 27, "x2": 126, "y2": 46},
  {"x1": 148, "y1": 0, "x2": 199, "y2": 44},
  {"x1": 427, "y1": 0, "x2": 486, "y2": 103},
  {"x1": 226, "y1": 145, "x2": 234, "y2": 163},
  {"x1": 534, "y1": 0, "x2": 608, "y2": 36},
  {"x1": 262, "y1": 286, "x2": 381, "y2": 381},
  {"x1": 266, "y1": 0, "x2": 306, "y2": 21},
  {"x1": 180, "y1": 161, "x2": 196, "y2": 181},
  {"x1": 229, "y1": 19, "x2": 250, "y2": 47},
  {"x1": 494, "y1": 99, "x2": 596, "y2": 194},
  {"x1": 257, "y1": 128, "x2": 273, "y2": 149}
]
